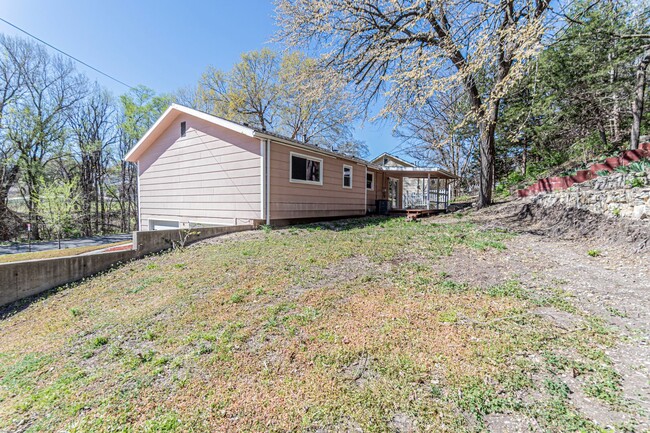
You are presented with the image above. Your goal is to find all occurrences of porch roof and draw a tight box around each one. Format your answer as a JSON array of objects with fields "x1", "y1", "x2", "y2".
[{"x1": 377, "y1": 166, "x2": 458, "y2": 180}]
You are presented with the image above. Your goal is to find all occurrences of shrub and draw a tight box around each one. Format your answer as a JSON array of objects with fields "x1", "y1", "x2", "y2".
[{"x1": 627, "y1": 177, "x2": 645, "y2": 188}]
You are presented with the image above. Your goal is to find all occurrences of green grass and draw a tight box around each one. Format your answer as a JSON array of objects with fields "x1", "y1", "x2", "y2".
[{"x1": 0, "y1": 217, "x2": 623, "y2": 432}]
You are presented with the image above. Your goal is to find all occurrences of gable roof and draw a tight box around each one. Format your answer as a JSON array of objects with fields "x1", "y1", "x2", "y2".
[
  {"x1": 124, "y1": 103, "x2": 457, "y2": 179},
  {"x1": 370, "y1": 152, "x2": 416, "y2": 167},
  {"x1": 124, "y1": 103, "x2": 367, "y2": 166}
]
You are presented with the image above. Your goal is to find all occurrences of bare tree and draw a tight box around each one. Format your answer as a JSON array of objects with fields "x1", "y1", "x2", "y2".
[
  {"x1": 396, "y1": 89, "x2": 478, "y2": 195},
  {"x1": 276, "y1": 0, "x2": 551, "y2": 207},
  {"x1": 0, "y1": 35, "x2": 26, "y2": 239},
  {"x1": 68, "y1": 85, "x2": 116, "y2": 235}
]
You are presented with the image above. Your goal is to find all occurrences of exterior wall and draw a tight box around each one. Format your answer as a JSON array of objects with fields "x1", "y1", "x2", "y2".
[
  {"x1": 268, "y1": 142, "x2": 366, "y2": 220},
  {"x1": 138, "y1": 114, "x2": 261, "y2": 229},
  {"x1": 366, "y1": 168, "x2": 387, "y2": 212}
]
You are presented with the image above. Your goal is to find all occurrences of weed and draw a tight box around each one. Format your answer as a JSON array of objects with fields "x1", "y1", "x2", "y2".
[
  {"x1": 92, "y1": 336, "x2": 108, "y2": 348},
  {"x1": 544, "y1": 379, "x2": 571, "y2": 399},
  {"x1": 587, "y1": 249, "x2": 601, "y2": 257},
  {"x1": 606, "y1": 306, "x2": 627, "y2": 318},
  {"x1": 438, "y1": 309, "x2": 458, "y2": 323},
  {"x1": 627, "y1": 177, "x2": 646, "y2": 188}
]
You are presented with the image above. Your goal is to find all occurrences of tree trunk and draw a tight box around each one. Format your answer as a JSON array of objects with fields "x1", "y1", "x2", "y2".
[
  {"x1": 631, "y1": 50, "x2": 650, "y2": 150},
  {"x1": 477, "y1": 104, "x2": 499, "y2": 209}
]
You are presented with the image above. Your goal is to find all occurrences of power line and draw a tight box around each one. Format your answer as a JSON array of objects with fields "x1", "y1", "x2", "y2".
[{"x1": 0, "y1": 16, "x2": 137, "y2": 90}]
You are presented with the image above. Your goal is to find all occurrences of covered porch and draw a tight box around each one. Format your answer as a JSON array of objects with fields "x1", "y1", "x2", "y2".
[{"x1": 378, "y1": 167, "x2": 457, "y2": 212}]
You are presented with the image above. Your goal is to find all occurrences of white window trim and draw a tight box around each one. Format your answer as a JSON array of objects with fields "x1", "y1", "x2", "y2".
[
  {"x1": 289, "y1": 151, "x2": 323, "y2": 186},
  {"x1": 342, "y1": 164, "x2": 353, "y2": 189},
  {"x1": 149, "y1": 219, "x2": 180, "y2": 231},
  {"x1": 366, "y1": 171, "x2": 375, "y2": 191}
]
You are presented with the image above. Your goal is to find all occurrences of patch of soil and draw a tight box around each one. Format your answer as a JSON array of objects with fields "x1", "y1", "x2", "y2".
[
  {"x1": 473, "y1": 200, "x2": 650, "y2": 252},
  {"x1": 533, "y1": 307, "x2": 585, "y2": 331},
  {"x1": 431, "y1": 204, "x2": 650, "y2": 429},
  {"x1": 389, "y1": 413, "x2": 418, "y2": 432},
  {"x1": 485, "y1": 413, "x2": 540, "y2": 433}
]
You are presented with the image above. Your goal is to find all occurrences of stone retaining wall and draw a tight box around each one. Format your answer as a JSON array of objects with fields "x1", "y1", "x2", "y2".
[
  {"x1": 0, "y1": 224, "x2": 253, "y2": 307},
  {"x1": 532, "y1": 170, "x2": 650, "y2": 220}
]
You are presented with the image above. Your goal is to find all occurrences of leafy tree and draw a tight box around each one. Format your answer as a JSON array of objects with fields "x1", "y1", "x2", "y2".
[
  {"x1": 179, "y1": 49, "x2": 359, "y2": 149},
  {"x1": 35, "y1": 176, "x2": 79, "y2": 248},
  {"x1": 497, "y1": 1, "x2": 649, "y2": 183},
  {"x1": 116, "y1": 86, "x2": 170, "y2": 231}
]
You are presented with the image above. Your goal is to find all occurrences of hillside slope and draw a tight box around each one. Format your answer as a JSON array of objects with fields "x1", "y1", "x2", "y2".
[{"x1": 0, "y1": 217, "x2": 647, "y2": 432}]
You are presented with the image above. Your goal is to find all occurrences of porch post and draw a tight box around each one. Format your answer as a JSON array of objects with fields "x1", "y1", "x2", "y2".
[{"x1": 426, "y1": 174, "x2": 430, "y2": 210}]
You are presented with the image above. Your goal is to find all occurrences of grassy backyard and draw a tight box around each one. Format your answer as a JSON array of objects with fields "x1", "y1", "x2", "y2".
[{"x1": 0, "y1": 217, "x2": 633, "y2": 432}]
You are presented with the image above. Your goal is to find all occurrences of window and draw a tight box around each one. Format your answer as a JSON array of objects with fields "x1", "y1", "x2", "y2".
[
  {"x1": 383, "y1": 157, "x2": 388, "y2": 165},
  {"x1": 342, "y1": 165, "x2": 352, "y2": 188},
  {"x1": 366, "y1": 172, "x2": 374, "y2": 190},
  {"x1": 290, "y1": 152, "x2": 323, "y2": 185},
  {"x1": 150, "y1": 219, "x2": 179, "y2": 231},
  {"x1": 180, "y1": 121, "x2": 187, "y2": 137}
]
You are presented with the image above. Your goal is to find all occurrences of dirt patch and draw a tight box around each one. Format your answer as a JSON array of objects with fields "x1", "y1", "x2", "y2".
[
  {"x1": 472, "y1": 200, "x2": 650, "y2": 252},
  {"x1": 430, "y1": 204, "x2": 650, "y2": 430},
  {"x1": 389, "y1": 413, "x2": 418, "y2": 432},
  {"x1": 485, "y1": 413, "x2": 540, "y2": 433}
]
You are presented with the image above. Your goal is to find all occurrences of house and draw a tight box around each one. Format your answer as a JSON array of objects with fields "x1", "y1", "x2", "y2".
[
  {"x1": 124, "y1": 104, "x2": 456, "y2": 229},
  {"x1": 370, "y1": 153, "x2": 430, "y2": 208}
]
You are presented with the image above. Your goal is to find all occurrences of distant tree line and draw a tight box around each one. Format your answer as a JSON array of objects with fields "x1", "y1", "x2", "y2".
[
  {"x1": 0, "y1": 34, "x2": 169, "y2": 242},
  {"x1": 0, "y1": 35, "x2": 366, "y2": 242}
]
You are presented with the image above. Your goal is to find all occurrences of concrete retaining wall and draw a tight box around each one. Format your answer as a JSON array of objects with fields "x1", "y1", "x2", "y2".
[{"x1": 0, "y1": 225, "x2": 253, "y2": 307}]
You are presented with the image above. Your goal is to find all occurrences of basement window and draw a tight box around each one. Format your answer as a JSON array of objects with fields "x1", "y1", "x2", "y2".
[
  {"x1": 290, "y1": 152, "x2": 323, "y2": 185},
  {"x1": 180, "y1": 121, "x2": 187, "y2": 137}
]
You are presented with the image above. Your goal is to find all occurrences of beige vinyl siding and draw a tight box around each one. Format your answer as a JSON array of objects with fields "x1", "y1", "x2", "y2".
[
  {"x1": 366, "y1": 168, "x2": 386, "y2": 211},
  {"x1": 138, "y1": 114, "x2": 261, "y2": 229},
  {"x1": 268, "y1": 143, "x2": 366, "y2": 220}
]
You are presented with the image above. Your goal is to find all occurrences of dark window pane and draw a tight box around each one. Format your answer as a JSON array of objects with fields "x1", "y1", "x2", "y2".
[
  {"x1": 291, "y1": 156, "x2": 307, "y2": 181},
  {"x1": 180, "y1": 121, "x2": 186, "y2": 137},
  {"x1": 366, "y1": 173, "x2": 373, "y2": 189}
]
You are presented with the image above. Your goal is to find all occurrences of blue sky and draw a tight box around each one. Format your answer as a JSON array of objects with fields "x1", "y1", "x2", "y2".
[{"x1": 0, "y1": 0, "x2": 412, "y2": 162}]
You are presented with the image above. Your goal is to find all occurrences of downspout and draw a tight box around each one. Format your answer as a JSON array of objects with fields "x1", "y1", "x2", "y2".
[
  {"x1": 136, "y1": 161, "x2": 141, "y2": 231},
  {"x1": 260, "y1": 138, "x2": 265, "y2": 224},
  {"x1": 364, "y1": 166, "x2": 368, "y2": 215},
  {"x1": 266, "y1": 139, "x2": 271, "y2": 226}
]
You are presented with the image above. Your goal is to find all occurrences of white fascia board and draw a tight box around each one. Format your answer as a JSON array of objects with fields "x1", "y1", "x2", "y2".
[{"x1": 124, "y1": 103, "x2": 256, "y2": 162}]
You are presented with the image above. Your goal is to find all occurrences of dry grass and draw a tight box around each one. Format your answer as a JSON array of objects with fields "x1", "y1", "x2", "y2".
[
  {"x1": 0, "y1": 218, "x2": 625, "y2": 432},
  {"x1": 0, "y1": 241, "x2": 130, "y2": 264}
]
